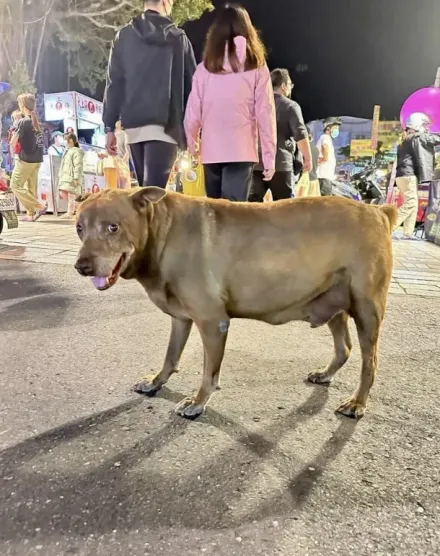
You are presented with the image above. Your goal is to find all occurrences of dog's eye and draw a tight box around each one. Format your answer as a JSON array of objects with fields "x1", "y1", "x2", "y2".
[
  {"x1": 76, "y1": 224, "x2": 82, "y2": 234},
  {"x1": 108, "y1": 223, "x2": 119, "y2": 234}
]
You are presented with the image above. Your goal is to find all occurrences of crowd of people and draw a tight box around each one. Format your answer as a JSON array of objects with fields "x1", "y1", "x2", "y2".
[
  {"x1": 5, "y1": 0, "x2": 440, "y2": 237},
  {"x1": 7, "y1": 93, "x2": 86, "y2": 221},
  {"x1": 103, "y1": 0, "x2": 327, "y2": 203}
]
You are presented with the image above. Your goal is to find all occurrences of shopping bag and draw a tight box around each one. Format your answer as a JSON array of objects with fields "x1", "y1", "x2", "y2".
[
  {"x1": 308, "y1": 179, "x2": 321, "y2": 197},
  {"x1": 295, "y1": 172, "x2": 311, "y2": 198},
  {"x1": 181, "y1": 154, "x2": 206, "y2": 197},
  {"x1": 263, "y1": 190, "x2": 273, "y2": 202},
  {"x1": 115, "y1": 157, "x2": 131, "y2": 189}
]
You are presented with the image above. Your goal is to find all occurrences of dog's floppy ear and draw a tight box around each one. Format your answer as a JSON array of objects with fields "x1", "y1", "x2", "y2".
[{"x1": 130, "y1": 186, "x2": 167, "y2": 211}]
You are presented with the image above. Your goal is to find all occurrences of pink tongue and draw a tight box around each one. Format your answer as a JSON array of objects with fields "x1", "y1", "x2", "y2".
[{"x1": 91, "y1": 276, "x2": 108, "y2": 289}]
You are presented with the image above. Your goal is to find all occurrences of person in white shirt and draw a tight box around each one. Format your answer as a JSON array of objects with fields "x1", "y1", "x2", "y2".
[
  {"x1": 316, "y1": 117, "x2": 341, "y2": 195},
  {"x1": 47, "y1": 131, "x2": 66, "y2": 157}
]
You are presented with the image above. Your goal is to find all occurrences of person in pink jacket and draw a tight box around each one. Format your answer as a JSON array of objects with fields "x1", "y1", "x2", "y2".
[{"x1": 184, "y1": 4, "x2": 276, "y2": 201}]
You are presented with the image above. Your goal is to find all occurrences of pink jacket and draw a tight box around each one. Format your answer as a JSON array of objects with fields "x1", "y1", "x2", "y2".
[{"x1": 184, "y1": 36, "x2": 277, "y2": 170}]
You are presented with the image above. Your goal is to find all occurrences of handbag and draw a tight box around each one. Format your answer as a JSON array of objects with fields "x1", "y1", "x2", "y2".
[{"x1": 181, "y1": 154, "x2": 206, "y2": 197}]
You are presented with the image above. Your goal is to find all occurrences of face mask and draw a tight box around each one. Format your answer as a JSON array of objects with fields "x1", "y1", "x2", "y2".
[{"x1": 331, "y1": 128, "x2": 340, "y2": 139}]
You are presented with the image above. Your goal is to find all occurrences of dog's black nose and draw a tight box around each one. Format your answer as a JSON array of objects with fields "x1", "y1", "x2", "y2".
[{"x1": 75, "y1": 258, "x2": 93, "y2": 276}]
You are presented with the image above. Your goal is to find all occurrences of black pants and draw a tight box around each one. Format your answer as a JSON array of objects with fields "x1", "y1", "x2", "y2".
[
  {"x1": 129, "y1": 141, "x2": 177, "y2": 188},
  {"x1": 248, "y1": 170, "x2": 293, "y2": 202},
  {"x1": 204, "y1": 162, "x2": 254, "y2": 201}
]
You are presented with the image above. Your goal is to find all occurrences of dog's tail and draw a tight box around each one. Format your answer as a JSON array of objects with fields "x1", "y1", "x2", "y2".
[{"x1": 378, "y1": 204, "x2": 398, "y2": 234}]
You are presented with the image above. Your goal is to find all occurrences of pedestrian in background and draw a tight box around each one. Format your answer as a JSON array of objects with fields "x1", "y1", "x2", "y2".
[
  {"x1": 249, "y1": 68, "x2": 311, "y2": 202},
  {"x1": 48, "y1": 131, "x2": 66, "y2": 157},
  {"x1": 58, "y1": 133, "x2": 84, "y2": 219},
  {"x1": 184, "y1": 4, "x2": 276, "y2": 202},
  {"x1": 316, "y1": 117, "x2": 342, "y2": 195},
  {"x1": 103, "y1": 0, "x2": 196, "y2": 188},
  {"x1": 394, "y1": 112, "x2": 440, "y2": 239},
  {"x1": 9, "y1": 93, "x2": 46, "y2": 221}
]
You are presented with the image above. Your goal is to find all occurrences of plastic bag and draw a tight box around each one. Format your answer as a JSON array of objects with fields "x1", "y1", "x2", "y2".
[
  {"x1": 296, "y1": 173, "x2": 321, "y2": 198},
  {"x1": 181, "y1": 154, "x2": 206, "y2": 197},
  {"x1": 308, "y1": 179, "x2": 321, "y2": 197}
]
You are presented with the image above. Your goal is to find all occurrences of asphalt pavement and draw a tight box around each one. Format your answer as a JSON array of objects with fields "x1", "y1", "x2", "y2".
[{"x1": 1, "y1": 260, "x2": 439, "y2": 556}]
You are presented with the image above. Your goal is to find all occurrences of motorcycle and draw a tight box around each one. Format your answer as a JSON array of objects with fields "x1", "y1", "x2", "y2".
[
  {"x1": 331, "y1": 180, "x2": 362, "y2": 202},
  {"x1": 350, "y1": 163, "x2": 385, "y2": 205},
  {"x1": 0, "y1": 175, "x2": 18, "y2": 235}
]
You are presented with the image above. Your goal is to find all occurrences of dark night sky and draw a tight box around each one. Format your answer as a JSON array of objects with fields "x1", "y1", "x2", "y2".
[{"x1": 41, "y1": 0, "x2": 440, "y2": 122}]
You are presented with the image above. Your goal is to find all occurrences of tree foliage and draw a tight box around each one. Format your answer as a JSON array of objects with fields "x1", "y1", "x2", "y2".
[{"x1": 0, "y1": 0, "x2": 214, "y2": 99}]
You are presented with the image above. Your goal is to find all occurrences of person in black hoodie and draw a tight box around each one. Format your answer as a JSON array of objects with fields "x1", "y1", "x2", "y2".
[{"x1": 103, "y1": 0, "x2": 196, "y2": 188}]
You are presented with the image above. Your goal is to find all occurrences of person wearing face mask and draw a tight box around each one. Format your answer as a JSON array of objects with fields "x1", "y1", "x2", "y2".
[
  {"x1": 103, "y1": 0, "x2": 196, "y2": 188},
  {"x1": 316, "y1": 117, "x2": 342, "y2": 196},
  {"x1": 248, "y1": 68, "x2": 311, "y2": 202},
  {"x1": 48, "y1": 131, "x2": 66, "y2": 157},
  {"x1": 394, "y1": 112, "x2": 440, "y2": 239}
]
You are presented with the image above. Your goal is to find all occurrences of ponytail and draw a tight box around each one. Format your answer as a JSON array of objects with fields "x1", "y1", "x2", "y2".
[
  {"x1": 30, "y1": 111, "x2": 41, "y2": 133},
  {"x1": 17, "y1": 93, "x2": 41, "y2": 133}
]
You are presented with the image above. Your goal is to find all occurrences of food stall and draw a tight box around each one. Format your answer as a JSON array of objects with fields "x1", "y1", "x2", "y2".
[{"x1": 38, "y1": 91, "x2": 107, "y2": 214}]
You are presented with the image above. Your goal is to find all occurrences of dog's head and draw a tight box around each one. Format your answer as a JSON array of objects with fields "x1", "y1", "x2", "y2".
[{"x1": 74, "y1": 187, "x2": 167, "y2": 291}]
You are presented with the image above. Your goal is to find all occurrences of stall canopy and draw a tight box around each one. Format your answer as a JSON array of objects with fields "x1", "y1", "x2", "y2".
[{"x1": 43, "y1": 91, "x2": 104, "y2": 147}]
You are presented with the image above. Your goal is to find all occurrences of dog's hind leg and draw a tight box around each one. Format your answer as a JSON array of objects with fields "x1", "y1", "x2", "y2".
[
  {"x1": 336, "y1": 298, "x2": 383, "y2": 419},
  {"x1": 175, "y1": 318, "x2": 228, "y2": 419},
  {"x1": 308, "y1": 311, "x2": 352, "y2": 385},
  {"x1": 135, "y1": 317, "x2": 193, "y2": 396}
]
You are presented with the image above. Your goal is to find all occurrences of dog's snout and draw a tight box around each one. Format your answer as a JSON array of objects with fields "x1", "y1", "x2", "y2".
[{"x1": 75, "y1": 257, "x2": 93, "y2": 276}]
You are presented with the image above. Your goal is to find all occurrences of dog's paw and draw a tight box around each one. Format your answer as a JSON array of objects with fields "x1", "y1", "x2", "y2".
[
  {"x1": 134, "y1": 376, "x2": 163, "y2": 397},
  {"x1": 174, "y1": 397, "x2": 205, "y2": 420},
  {"x1": 336, "y1": 398, "x2": 366, "y2": 419},
  {"x1": 307, "y1": 371, "x2": 333, "y2": 385}
]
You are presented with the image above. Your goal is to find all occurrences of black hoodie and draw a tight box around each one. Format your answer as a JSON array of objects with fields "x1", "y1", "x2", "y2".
[{"x1": 103, "y1": 10, "x2": 196, "y2": 150}]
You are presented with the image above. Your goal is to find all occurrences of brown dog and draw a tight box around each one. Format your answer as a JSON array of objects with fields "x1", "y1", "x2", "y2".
[{"x1": 75, "y1": 188, "x2": 397, "y2": 420}]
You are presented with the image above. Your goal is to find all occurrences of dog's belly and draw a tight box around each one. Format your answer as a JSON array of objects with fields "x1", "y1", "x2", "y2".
[
  {"x1": 230, "y1": 304, "x2": 308, "y2": 325},
  {"x1": 228, "y1": 269, "x2": 351, "y2": 327}
]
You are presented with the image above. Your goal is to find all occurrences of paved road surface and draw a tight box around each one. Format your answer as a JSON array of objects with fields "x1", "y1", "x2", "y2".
[{"x1": 1, "y1": 260, "x2": 439, "y2": 555}]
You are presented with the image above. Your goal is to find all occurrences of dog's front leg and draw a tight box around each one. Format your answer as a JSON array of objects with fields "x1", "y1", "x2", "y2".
[
  {"x1": 135, "y1": 317, "x2": 193, "y2": 396},
  {"x1": 175, "y1": 318, "x2": 229, "y2": 419}
]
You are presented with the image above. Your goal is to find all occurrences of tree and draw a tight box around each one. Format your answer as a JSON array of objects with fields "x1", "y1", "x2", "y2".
[
  {"x1": 0, "y1": 0, "x2": 213, "y2": 163},
  {"x1": 0, "y1": 0, "x2": 56, "y2": 87},
  {"x1": 56, "y1": 0, "x2": 214, "y2": 92},
  {"x1": 0, "y1": 0, "x2": 214, "y2": 97}
]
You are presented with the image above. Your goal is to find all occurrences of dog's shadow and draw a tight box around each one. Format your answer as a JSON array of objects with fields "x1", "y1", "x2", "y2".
[{"x1": 0, "y1": 384, "x2": 356, "y2": 541}]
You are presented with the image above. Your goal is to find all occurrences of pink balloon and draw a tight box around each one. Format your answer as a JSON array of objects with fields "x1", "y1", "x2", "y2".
[{"x1": 400, "y1": 87, "x2": 440, "y2": 133}]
